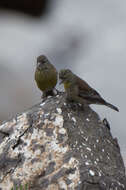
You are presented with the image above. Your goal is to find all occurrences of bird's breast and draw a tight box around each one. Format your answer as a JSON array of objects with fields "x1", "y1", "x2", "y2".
[
  {"x1": 35, "y1": 69, "x2": 57, "y2": 91},
  {"x1": 64, "y1": 82, "x2": 71, "y2": 90}
]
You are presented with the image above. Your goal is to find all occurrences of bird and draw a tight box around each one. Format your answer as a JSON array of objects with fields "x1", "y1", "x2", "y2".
[
  {"x1": 35, "y1": 55, "x2": 58, "y2": 98},
  {"x1": 59, "y1": 69, "x2": 119, "y2": 112}
]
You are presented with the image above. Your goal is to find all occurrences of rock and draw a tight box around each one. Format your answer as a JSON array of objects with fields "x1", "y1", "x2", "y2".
[{"x1": 0, "y1": 93, "x2": 125, "y2": 190}]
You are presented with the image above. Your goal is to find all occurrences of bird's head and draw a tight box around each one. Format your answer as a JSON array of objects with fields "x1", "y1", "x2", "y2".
[
  {"x1": 59, "y1": 69, "x2": 75, "y2": 85},
  {"x1": 36, "y1": 55, "x2": 49, "y2": 70}
]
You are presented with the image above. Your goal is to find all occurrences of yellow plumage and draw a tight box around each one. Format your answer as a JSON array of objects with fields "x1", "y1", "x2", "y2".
[
  {"x1": 64, "y1": 82, "x2": 71, "y2": 90},
  {"x1": 35, "y1": 69, "x2": 57, "y2": 91},
  {"x1": 35, "y1": 55, "x2": 57, "y2": 98}
]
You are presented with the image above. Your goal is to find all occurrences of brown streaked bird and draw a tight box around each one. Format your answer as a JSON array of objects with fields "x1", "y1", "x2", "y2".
[
  {"x1": 35, "y1": 55, "x2": 58, "y2": 98},
  {"x1": 59, "y1": 69, "x2": 119, "y2": 112}
]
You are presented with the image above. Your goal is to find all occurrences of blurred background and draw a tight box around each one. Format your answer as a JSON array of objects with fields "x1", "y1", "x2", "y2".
[{"x1": 0, "y1": 0, "x2": 126, "y2": 164}]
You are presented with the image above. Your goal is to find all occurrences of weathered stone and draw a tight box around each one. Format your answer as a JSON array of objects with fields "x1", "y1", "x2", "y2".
[{"x1": 0, "y1": 93, "x2": 125, "y2": 190}]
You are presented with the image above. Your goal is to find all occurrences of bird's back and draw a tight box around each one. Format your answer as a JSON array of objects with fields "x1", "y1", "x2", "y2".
[{"x1": 75, "y1": 75, "x2": 105, "y2": 103}]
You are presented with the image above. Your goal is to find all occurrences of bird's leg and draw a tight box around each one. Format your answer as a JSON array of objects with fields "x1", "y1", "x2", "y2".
[
  {"x1": 54, "y1": 88, "x2": 62, "y2": 95},
  {"x1": 66, "y1": 99, "x2": 78, "y2": 111},
  {"x1": 41, "y1": 92, "x2": 47, "y2": 102},
  {"x1": 41, "y1": 90, "x2": 54, "y2": 100},
  {"x1": 72, "y1": 95, "x2": 89, "y2": 111},
  {"x1": 66, "y1": 95, "x2": 88, "y2": 111}
]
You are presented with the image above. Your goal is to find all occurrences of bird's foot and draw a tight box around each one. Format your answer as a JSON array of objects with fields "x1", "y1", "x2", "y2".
[
  {"x1": 41, "y1": 92, "x2": 48, "y2": 102},
  {"x1": 41, "y1": 96, "x2": 47, "y2": 102},
  {"x1": 66, "y1": 101, "x2": 79, "y2": 111},
  {"x1": 54, "y1": 88, "x2": 62, "y2": 96},
  {"x1": 79, "y1": 104, "x2": 89, "y2": 112}
]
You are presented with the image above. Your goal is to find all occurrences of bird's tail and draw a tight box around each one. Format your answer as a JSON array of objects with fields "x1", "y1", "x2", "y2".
[{"x1": 105, "y1": 102, "x2": 119, "y2": 112}]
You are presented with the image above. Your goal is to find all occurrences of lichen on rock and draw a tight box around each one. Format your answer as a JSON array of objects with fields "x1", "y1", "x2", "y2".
[{"x1": 0, "y1": 93, "x2": 125, "y2": 190}]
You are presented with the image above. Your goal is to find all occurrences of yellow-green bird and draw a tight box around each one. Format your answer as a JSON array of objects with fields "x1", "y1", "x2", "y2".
[
  {"x1": 59, "y1": 69, "x2": 119, "y2": 111},
  {"x1": 35, "y1": 55, "x2": 58, "y2": 98}
]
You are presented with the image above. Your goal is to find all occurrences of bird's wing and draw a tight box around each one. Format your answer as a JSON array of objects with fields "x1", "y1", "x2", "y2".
[
  {"x1": 77, "y1": 76, "x2": 103, "y2": 100},
  {"x1": 77, "y1": 76, "x2": 97, "y2": 94}
]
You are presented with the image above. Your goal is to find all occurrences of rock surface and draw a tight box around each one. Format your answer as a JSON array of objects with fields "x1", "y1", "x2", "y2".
[{"x1": 0, "y1": 93, "x2": 125, "y2": 190}]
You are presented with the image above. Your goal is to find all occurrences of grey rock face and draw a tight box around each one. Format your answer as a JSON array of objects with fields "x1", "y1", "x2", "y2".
[{"x1": 0, "y1": 93, "x2": 125, "y2": 190}]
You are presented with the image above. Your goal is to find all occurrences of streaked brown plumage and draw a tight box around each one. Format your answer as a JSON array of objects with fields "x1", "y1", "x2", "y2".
[
  {"x1": 35, "y1": 55, "x2": 58, "y2": 98},
  {"x1": 59, "y1": 69, "x2": 119, "y2": 112}
]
